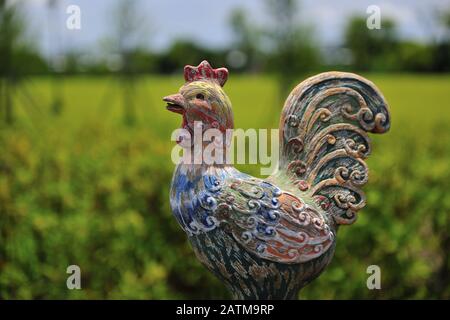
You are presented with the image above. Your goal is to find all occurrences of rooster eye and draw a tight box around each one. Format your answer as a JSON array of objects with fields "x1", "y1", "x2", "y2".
[{"x1": 196, "y1": 93, "x2": 205, "y2": 100}]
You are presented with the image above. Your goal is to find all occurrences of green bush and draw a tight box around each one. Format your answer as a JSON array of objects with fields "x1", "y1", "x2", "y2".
[{"x1": 0, "y1": 74, "x2": 449, "y2": 299}]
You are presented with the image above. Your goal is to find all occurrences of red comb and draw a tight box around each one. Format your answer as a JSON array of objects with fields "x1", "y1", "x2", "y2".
[{"x1": 184, "y1": 60, "x2": 228, "y2": 87}]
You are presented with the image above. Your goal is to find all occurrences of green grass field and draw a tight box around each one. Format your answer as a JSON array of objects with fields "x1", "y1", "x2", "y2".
[{"x1": 1, "y1": 74, "x2": 449, "y2": 299}]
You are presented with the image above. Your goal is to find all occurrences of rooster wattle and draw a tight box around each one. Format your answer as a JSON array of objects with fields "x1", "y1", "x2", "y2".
[{"x1": 164, "y1": 60, "x2": 390, "y2": 299}]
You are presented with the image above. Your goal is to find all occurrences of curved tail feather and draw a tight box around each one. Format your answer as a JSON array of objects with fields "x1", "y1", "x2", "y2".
[{"x1": 277, "y1": 72, "x2": 390, "y2": 225}]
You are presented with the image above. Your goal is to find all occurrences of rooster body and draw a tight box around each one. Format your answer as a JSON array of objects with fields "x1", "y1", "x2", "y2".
[{"x1": 165, "y1": 61, "x2": 390, "y2": 299}]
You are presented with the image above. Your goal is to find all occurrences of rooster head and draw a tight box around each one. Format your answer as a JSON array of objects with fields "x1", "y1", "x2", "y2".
[{"x1": 163, "y1": 61, "x2": 234, "y2": 134}]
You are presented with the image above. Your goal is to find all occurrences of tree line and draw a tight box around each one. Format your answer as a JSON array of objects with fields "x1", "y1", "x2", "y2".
[{"x1": 1, "y1": 0, "x2": 450, "y2": 78}]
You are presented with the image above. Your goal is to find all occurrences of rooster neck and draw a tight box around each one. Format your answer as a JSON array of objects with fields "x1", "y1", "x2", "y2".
[
  {"x1": 175, "y1": 162, "x2": 235, "y2": 178},
  {"x1": 181, "y1": 126, "x2": 233, "y2": 154}
]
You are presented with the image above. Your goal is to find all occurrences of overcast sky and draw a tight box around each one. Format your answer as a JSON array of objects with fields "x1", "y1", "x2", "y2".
[{"x1": 17, "y1": 0, "x2": 450, "y2": 56}]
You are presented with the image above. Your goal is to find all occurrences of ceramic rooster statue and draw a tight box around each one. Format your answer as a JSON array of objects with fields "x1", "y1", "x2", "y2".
[{"x1": 164, "y1": 61, "x2": 390, "y2": 299}]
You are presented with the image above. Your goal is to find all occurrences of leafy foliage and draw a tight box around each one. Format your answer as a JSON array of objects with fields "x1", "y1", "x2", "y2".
[{"x1": 0, "y1": 74, "x2": 449, "y2": 299}]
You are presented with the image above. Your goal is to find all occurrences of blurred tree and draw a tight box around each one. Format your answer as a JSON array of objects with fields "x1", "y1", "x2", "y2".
[
  {"x1": 344, "y1": 16, "x2": 398, "y2": 71},
  {"x1": 228, "y1": 8, "x2": 262, "y2": 72},
  {"x1": 115, "y1": 0, "x2": 143, "y2": 126},
  {"x1": 46, "y1": 0, "x2": 64, "y2": 116},
  {"x1": 432, "y1": 9, "x2": 450, "y2": 72},
  {"x1": 0, "y1": 0, "x2": 23, "y2": 124},
  {"x1": 157, "y1": 40, "x2": 226, "y2": 74},
  {"x1": 263, "y1": 0, "x2": 319, "y2": 101},
  {"x1": 0, "y1": 0, "x2": 46, "y2": 125},
  {"x1": 61, "y1": 51, "x2": 83, "y2": 75},
  {"x1": 395, "y1": 42, "x2": 433, "y2": 72},
  {"x1": 100, "y1": 0, "x2": 151, "y2": 126}
]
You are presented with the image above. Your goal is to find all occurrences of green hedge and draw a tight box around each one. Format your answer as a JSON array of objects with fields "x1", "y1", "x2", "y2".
[{"x1": 0, "y1": 75, "x2": 449, "y2": 299}]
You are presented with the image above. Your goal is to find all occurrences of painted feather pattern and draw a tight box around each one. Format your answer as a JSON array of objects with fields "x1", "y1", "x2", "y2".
[
  {"x1": 166, "y1": 61, "x2": 390, "y2": 299},
  {"x1": 171, "y1": 166, "x2": 334, "y2": 264}
]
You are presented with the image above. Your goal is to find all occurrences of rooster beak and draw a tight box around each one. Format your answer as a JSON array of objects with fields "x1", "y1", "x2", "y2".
[{"x1": 163, "y1": 93, "x2": 185, "y2": 114}]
